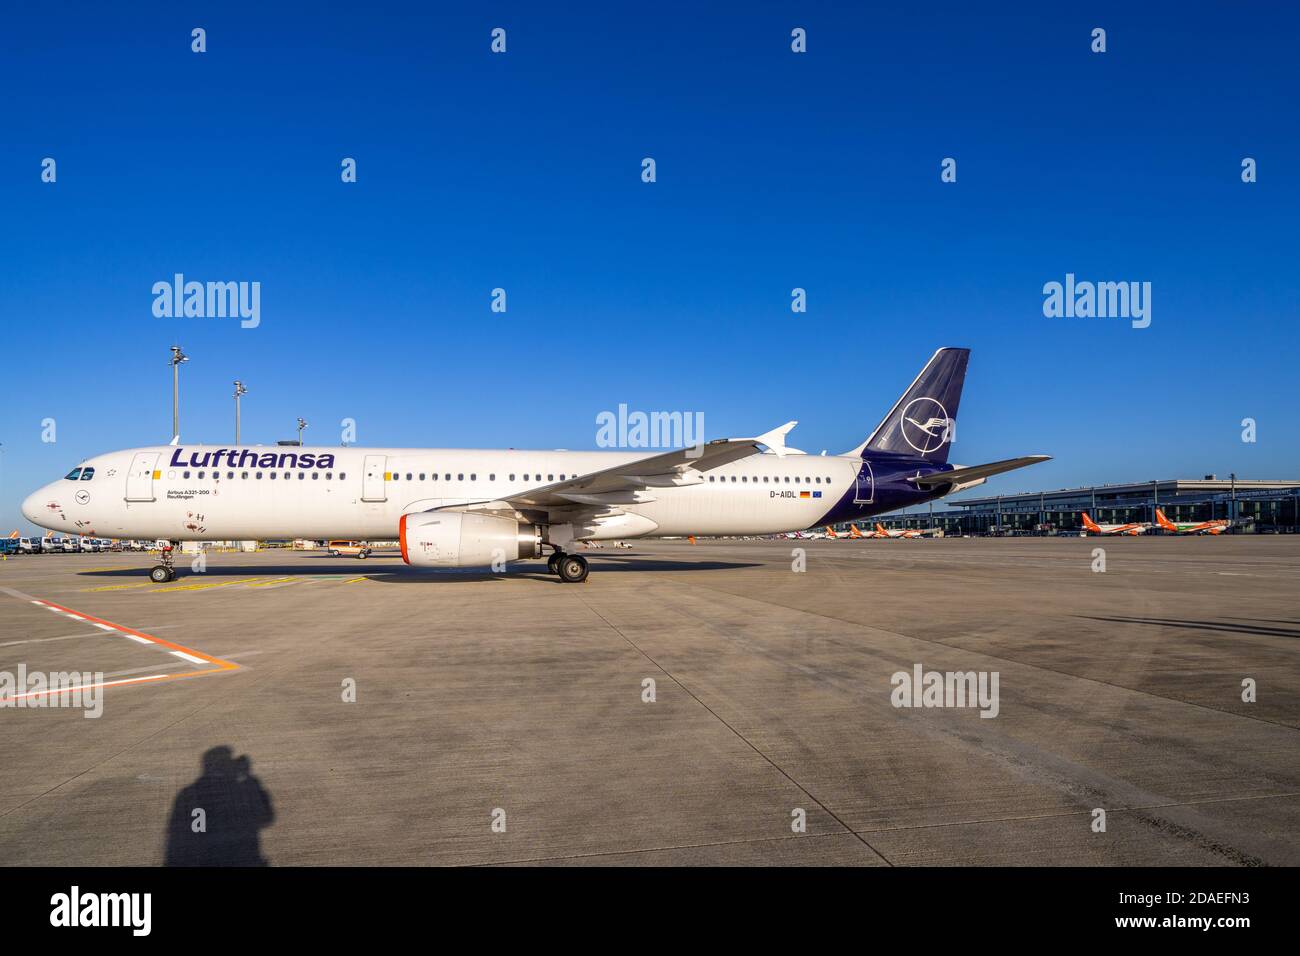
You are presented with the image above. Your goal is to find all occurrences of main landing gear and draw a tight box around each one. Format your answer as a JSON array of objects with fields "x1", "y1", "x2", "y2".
[
  {"x1": 149, "y1": 541, "x2": 177, "y2": 583},
  {"x1": 547, "y1": 549, "x2": 589, "y2": 583}
]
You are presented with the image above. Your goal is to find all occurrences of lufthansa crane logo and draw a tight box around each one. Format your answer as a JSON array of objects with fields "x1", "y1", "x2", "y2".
[{"x1": 900, "y1": 397, "x2": 951, "y2": 454}]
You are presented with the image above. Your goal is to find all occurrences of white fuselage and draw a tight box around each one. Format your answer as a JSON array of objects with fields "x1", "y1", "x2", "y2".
[{"x1": 23, "y1": 445, "x2": 861, "y2": 542}]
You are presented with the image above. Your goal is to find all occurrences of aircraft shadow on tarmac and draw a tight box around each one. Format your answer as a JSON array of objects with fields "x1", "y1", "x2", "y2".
[
  {"x1": 364, "y1": 556, "x2": 762, "y2": 583},
  {"x1": 1079, "y1": 615, "x2": 1300, "y2": 640},
  {"x1": 77, "y1": 556, "x2": 761, "y2": 582},
  {"x1": 164, "y1": 746, "x2": 275, "y2": 867}
]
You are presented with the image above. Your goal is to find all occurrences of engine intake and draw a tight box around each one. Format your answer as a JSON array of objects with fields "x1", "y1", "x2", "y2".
[{"x1": 400, "y1": 512, "x2": 542, "y2": 568}]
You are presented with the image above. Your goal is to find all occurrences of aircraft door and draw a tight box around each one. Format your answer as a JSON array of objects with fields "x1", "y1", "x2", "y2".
[
  {"x1": 125, "y1": 452, "x2": 160, "y2": 501},
  {"x1": 362, "y1": 454, "x2": 388, "y2": 502},
  {"x1": 853, "y1": 460, "x2": 875, "y2": 505}
]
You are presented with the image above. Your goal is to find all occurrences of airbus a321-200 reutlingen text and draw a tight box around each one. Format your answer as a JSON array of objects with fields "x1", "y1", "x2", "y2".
[{"x1": 22, "y1": 349, "x2": 1049, "y2": 583}]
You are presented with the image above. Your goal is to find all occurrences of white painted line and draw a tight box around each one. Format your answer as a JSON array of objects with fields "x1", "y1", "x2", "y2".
[
  {"x1": 124, "y1": 634, "x2": 153, "y2": 645},
  {"x1": 169, "y1": 651, "x2": 207, "y2": 665},
  {"x1": 93, "y1": 623, "x2": 117, "y2": 631},
  {"x1": 0, "y1": 634, "x2": 103, "y2": 649},
  {"x1": 2, "y1": 673, "x2": 170, "y2": 702}
]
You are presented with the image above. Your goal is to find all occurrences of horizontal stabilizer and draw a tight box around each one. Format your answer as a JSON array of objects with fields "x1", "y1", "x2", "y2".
[{"x1": 907, "y1": 455, "x2": 1052, "y2": 489}]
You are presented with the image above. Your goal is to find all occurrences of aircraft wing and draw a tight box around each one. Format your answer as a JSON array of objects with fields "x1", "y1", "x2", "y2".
[
  {"x1": 907, "y1": 455, "x2": 1051, "y2": 490},
  {"x1": 432, "y1": 421, "x2": 798, "y2": 520}
]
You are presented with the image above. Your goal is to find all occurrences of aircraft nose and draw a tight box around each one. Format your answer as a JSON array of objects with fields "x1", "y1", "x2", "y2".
[{"x1": 22, "y1": 487, "x2": 48, "y2": 525}]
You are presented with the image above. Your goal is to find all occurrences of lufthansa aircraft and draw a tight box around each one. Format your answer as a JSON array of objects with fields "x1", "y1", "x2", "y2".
[{"x1": 22, "y1": 348, "x2": 1049, "y2": 583}]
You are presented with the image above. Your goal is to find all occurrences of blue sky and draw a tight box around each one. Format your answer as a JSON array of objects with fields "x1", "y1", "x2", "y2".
[{"x1": 1, "y1": 1, "x2": 1296, "y2": 531}]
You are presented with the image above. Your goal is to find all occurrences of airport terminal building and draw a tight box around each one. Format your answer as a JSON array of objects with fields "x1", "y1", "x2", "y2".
[{"x1": 853, "y1": 476, "x2": 1300, "y2": 535}]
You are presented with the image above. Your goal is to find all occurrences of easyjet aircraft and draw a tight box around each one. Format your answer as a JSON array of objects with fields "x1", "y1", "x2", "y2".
[
  {"x1": 875, "y1": 523, "x2": 922, "y2": 539},
  {"x1": 22, "y1": 348, "x2": 1049, "y2": 583},
  {"x1": 847, "y1": 523, "x2": 884, "y2": 539},
  {"x1": 1155, "y1": 508, "x2": 1229, "y2": 535},
  {"x1": 1081, "y1": 512, "x2": 1150, "y2": 536}
]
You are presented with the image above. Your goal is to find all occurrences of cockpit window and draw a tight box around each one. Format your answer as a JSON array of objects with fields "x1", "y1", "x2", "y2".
[
  {"x1": 64, "y1": 468, "x2": 82, "y2": 480},
  {"x1": 80, "y1": 468, "x2": 95, "y2": 480}
]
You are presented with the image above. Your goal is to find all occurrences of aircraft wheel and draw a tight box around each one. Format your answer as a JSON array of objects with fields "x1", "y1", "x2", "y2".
[
  {"x1": 149, "y1": 565, "x2": 172, "y2": 583},
  {"x1": 547, "y1": 552, "x2": 562, "y2": 575},
  {"x1": 556, "y1": 554, "x2": 589, "y2": 583}
]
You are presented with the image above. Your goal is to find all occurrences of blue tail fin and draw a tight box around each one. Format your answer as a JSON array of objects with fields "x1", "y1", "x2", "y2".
[{"x1": 849, "y1": 348, "x2": 969, "y2": 463}]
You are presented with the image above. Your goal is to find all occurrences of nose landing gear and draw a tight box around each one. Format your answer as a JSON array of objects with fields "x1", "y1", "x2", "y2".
[{"x1": 149, "y1": 541, "x2": 177, "y2": 583}]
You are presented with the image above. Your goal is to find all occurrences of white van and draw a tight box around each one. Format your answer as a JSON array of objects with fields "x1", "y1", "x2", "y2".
[{"x1": 18, "y1": 537, "x2": 39, "y2": 554}]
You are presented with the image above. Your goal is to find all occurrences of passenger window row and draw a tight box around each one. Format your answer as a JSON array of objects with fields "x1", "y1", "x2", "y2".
[
  {"x1": 707, "y1": 475, "x2": 833, "y2": 484},
  {"x1": 388, "y1": 472, "x2": 572, "y2": 482},
  {"x1": 176, "y1": 471, "x2": 348, "y2": 481},
  {"x1": 161, "y1": 470, "x2": 829, "y2": 484},
  {"x1": 93, "y1": 466, "x2": 831, "y2": 486},
  {"x1": 166, "y1": 470, "x2": 590, "y2": 484}
]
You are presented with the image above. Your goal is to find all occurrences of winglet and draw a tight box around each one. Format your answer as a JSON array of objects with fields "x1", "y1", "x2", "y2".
[{"x1": 755, "y1": 421, "x2": 798, "y2": 458}]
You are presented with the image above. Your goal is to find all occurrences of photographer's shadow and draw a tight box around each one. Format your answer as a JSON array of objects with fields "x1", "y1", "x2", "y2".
[{"x1": 164, "y1": 746, "x2": 275, "y2": 866}]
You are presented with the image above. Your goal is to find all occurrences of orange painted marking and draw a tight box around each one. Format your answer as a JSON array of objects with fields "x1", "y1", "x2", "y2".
[{"x1": 29, "y1": 598, "x2": 239, "y2": 677}]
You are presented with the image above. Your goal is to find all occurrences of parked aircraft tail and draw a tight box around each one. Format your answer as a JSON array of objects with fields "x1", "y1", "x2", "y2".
[{"x1": 847, "y1": 347, "x2": 969, "y2": 464}]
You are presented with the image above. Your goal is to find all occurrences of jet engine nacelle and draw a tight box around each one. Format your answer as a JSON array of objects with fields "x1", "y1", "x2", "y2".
[{"x1": 400, "y1": 511, "x2": 542, "y2": 568}]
